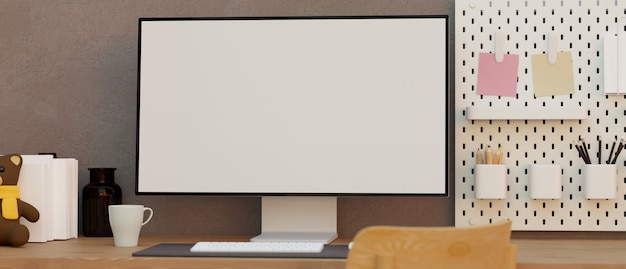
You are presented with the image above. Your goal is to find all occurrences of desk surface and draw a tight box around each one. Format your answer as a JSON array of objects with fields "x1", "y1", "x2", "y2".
[{"x1": 1, "y1": 236, "x2": 626, "y2": 269}]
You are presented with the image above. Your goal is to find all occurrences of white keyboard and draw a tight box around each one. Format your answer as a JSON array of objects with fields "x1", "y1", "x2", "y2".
[{"x1": 190, "y1": 241, "x2": 325, "y2": 253}]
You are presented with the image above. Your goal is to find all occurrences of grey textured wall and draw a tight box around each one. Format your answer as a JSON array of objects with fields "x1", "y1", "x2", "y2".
[{"x1": 0, "y1": 0, "x2": 454, "y2": 236}]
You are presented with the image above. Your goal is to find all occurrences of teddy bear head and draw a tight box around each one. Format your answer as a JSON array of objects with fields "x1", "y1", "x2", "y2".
[{"x1": 0, "y1": 154, "x2": 22, "y2": 186}]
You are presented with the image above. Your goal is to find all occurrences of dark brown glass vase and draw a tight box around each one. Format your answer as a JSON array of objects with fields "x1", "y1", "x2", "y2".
[{"x1": 82, "y1": 168, "x2": 122, "y2": 237}]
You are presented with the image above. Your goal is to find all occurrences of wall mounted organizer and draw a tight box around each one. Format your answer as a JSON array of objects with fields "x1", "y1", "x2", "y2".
[{"x1": 455, "y1": 0, "x2": 626, "y2": 231}]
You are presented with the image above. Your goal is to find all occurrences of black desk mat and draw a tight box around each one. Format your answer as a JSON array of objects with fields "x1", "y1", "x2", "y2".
[{"x1": 132, "y1": 243, "x2": 349, "y2": 258}]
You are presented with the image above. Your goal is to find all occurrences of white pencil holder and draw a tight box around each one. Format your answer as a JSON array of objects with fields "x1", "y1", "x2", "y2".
[
  {"x1": 475, "y1": 164, "x2": 507, "y2": 199},
  {"x1": 529, "y1": 164, "x2": 562, "y2": 199},
  {"x1": 583, "y1": 164, "x2": 617, "y2": 199}
]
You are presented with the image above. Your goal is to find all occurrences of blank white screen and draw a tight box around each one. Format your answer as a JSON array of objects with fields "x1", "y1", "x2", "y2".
[{"x1": 137, "y1": 17, "x2": 448, "y2": 195}]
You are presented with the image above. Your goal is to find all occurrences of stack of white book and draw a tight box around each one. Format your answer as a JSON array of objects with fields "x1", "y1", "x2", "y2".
[{"x1": 18, "y1": 155, "x2": 78, "y2": 242}]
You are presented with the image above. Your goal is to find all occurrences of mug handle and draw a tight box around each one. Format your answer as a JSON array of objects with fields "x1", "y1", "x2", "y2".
[{"x1": 142, "y1": 207, "x2": 154, "y2": 226}]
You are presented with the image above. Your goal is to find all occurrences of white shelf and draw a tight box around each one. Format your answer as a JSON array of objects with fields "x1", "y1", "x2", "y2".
[{"x1": 466, "y1": 106, "x2": 587, "y2": 120}]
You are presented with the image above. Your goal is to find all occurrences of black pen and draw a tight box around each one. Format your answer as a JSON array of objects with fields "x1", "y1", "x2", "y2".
[
  {"x1": 573, "y1": 140, "x2": 580, "y2": 155},
  {"x1": 607, "y1": 137, "x2": 617, "y2": 164},
  {"x1": 579, "y1": 137, "x2": 589, "y2": 164},
  {"x1": 573, "y1": 141, "x2": 584, "y2": 163},
  {"x1": 581, "y1": 137, "x2": 591, "y2": 164},
  {"x1": 575, "y1": 140, "x2": 590, "y2": 164},
  {"x1": 611, "y1": 137, "x2": 625, "y2": 164}
]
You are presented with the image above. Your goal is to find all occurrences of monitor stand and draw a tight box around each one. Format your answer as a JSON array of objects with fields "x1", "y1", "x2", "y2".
[{"x1": 250, "y1": 196, "x2": 338, "y2": 244}]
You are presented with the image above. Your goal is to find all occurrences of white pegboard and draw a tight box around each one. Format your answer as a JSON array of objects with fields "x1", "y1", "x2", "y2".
[{"x1": 455, "y1": 0, "x2": 626, "y2": 231}]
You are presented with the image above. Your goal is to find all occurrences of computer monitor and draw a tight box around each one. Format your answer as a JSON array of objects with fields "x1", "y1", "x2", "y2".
[{"x1": 136, "y1": 15, "x2": 451, "y2": 243}]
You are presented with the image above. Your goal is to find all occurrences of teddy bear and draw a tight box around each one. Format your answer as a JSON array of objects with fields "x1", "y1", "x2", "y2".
[{"x1": 0, "y1": 154, "x2": 39, "y2": 246}]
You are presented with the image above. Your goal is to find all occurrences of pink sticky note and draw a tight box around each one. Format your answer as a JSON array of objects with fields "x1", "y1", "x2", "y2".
[{"x1": 477, "y1": 52, "x2": 519, "y2": 97}]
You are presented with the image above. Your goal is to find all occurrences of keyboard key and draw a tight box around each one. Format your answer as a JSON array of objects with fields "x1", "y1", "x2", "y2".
[{"x1": 190, "y1": 241, "x2": 324, "y2": 253}]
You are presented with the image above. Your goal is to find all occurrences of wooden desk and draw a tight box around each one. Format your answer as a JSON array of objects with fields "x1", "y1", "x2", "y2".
[
  {"x1": 0, "y1": 235, "x2": 346, "y2": 269},
  {"x1": 1, "y1": 236, "x2": 626, "y2": 269}
]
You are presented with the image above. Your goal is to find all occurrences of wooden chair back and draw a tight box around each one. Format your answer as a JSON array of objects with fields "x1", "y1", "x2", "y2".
[{"x1": 346, "y1": 220, "x2": 516, "y2": 269}]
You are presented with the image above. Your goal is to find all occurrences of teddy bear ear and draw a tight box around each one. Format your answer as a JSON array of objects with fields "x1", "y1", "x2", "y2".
[{"x1": 9, "y1": 155, "x2": 21, "y2": 166}]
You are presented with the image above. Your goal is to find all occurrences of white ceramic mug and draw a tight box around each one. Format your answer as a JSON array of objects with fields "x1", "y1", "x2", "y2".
[{"x1": 108, "y1": 204, "x2": 153, "y2": 247}]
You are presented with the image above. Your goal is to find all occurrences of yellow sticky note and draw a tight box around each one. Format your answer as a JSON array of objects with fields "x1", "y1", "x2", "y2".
[{"x1": 531, "y1": 51, "x2": 575, "y2": 97}]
